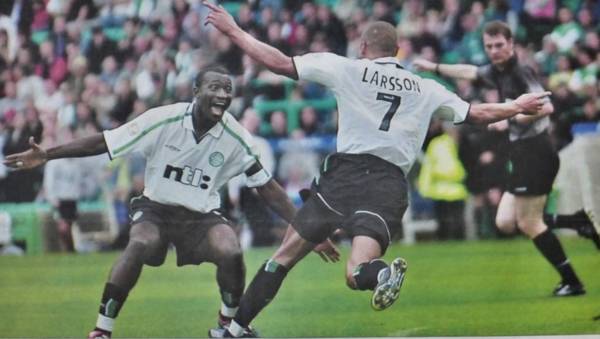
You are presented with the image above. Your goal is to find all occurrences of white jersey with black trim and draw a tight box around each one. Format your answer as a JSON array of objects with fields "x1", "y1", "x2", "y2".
[
  {"x1": 293, "y1": 53, "x2": 470, "y2": 174},
  {"x1": 103, "y1": 103, "x2": 271, "y2": 213}
]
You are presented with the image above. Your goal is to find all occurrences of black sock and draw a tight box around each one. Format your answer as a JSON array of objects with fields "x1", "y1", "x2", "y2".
[
  {"x1": 99, "y1": 282, "x2": 129, "y2": 319},
  {"x1": 532, "y1": 230, "x2": 580, "y2": 284},
  {"x1": 353, "y1": 259, "x2": 388, "y2": 290},
  {"x1": 234, "y1": 259, "x2": 288, "y2": 327},
  {"x1": 544, "y1": 210, "x2": 590, "y2": 230}
]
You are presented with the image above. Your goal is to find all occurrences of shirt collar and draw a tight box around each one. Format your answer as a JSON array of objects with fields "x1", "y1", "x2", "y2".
[
  {"x1": 373, "y1": 56, "x2": 405, "y2": 69},
  {"x1": 182, "y1": 102, "x2": 226, "y2": 139}
]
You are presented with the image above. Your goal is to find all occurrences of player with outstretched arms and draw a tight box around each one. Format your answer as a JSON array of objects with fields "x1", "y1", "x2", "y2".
[
  {"x1": 203, "y1": 2, "x2": 551, "y2": 337},
  {"x1": 4, "y1": 65, "x2": 340, "y2": 338}
]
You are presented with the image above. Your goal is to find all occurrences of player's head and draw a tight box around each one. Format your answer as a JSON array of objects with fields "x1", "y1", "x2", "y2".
[
  {"x1": 482, "y1": 20, "x2": 514, "y2": 66},
  {"x1": 193, "y1": 65, "x2": 233, "y2": 122},
  {"x1": 359, "y1": 21, "x2": 398, "y2": 59}
]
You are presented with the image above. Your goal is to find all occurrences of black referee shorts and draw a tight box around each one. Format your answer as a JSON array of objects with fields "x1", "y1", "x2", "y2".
[
  {"x1": 508, "y1": 132, "x2": 559, "y2": 196},
  {"x1": 292, "y1": 153, "x2": 408, "y2": 254}
]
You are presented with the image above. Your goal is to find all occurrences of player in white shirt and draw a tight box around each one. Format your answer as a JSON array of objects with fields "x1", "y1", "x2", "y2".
[
  {"x1": 4, "y1": 65, "x2": 315, "y2": 339},
  {"x1": 204, "y1": 3, "x2": 550, "y2": 337}
]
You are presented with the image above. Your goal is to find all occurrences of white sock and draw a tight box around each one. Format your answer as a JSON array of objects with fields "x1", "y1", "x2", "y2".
[
  {"x1": 221, "y1": 303, "x2": 238, "y2": 318},
  {"x1": 96, "y1": 314, "x2": 114, "y2": 332},
  {"x1": 228, "y1": 320, "x2": 244, "y2": 337}
]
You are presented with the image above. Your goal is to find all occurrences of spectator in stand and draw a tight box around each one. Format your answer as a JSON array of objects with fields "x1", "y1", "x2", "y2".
[
  {"x1": 265, "y1": 110, "x2": 288, "y2": 139},
  {"x1": 48, "y1": 15, "x2": 68, "y2": 59},
  {"x1": 2, "y1": 110, "x2": 43, "y2": 202},
  {"x1": 549, "y1": 7, "x2": 584, "y2": 54},
  {"x1": 0, "y1": 81, "x2": 24, "y2": 118},
  {"x1": 85, "y1": 25, "x2": 117, "y2": 74},
  {"x1": 35, "y1": 40, "x2": 68, "y2": 86}
]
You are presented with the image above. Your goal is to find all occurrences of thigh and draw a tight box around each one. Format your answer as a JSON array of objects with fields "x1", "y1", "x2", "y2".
[
  {"x1": 496, "y1": 192, "x2": 516, "y2": 225},
  {"x1": 171, "y1": 210, "x2": 235, "y2": 266},
  {"x1": 292, "y1": 189, "x2": 342, "y2": 245},
  {"x1": 201, "y1": 223, "x2": 242, "y2": 263},
  {"x1": 129, "y1": 221, "x2": 169, "y2": 266}
]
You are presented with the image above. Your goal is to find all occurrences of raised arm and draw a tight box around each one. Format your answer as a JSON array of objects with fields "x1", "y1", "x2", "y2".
[
  {"x1": 203, "y1": 1, "x2": 297, "y2": 79},
  {"x1": 413, "y1": 58, "x2": 478, "y2": 80},
  {"x1": 466, "y1": 92, "x2": 551, "y2": 124},
  {"x1": 4, "y1": 133, "x2": 107, "y2": 170}
]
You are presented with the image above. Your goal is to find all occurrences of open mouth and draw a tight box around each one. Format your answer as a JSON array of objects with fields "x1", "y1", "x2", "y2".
[{"x1": 210, "y1": 102, "x2": 227, "y2": 116}]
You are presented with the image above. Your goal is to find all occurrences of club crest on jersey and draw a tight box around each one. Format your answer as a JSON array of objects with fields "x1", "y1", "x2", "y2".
[{"x1": 209, "y1": 152, "x2": 224, "y2": 167}]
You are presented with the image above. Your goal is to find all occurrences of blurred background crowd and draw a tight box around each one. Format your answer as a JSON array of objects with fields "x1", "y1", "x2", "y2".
[{"x1": 0, "y1": 0, "x2": 599, "y2": 252}]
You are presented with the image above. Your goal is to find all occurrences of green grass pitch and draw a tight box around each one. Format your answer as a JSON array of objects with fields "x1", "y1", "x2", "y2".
[{"x1": 1, "y1": 237, "x2": 599, "y2": 337}]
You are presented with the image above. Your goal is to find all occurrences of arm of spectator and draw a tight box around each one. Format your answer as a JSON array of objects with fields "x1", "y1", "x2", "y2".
[
  {"x1": 203, "y1": 1, "x2": 297, "y2": 79},
  {"x1": 467, "y1": 92, "x2": 551, "y2": 124},
  {"x1": 255, "y1": 178, "x2": 297, "y2": 224},
  {"x1": 4, "y1": 133, "x2": 108, "y2": 170},
  {"x1": 413, "y1": 59, "x2": 478, "y2": 80}
]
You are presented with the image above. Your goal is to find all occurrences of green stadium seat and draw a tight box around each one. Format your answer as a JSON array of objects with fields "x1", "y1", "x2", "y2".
[{"x1": 31, "y1": 30, "x2": 49, "y2": 45}]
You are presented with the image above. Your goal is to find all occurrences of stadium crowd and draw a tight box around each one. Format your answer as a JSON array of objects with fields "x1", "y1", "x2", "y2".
[{"x1": 0, "y1": 0, "x2": 599, "y2": 250}]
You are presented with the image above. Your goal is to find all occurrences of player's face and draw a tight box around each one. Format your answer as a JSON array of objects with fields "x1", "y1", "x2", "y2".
[
  {"x1": 483, "y1": 34, "x2": 513, "y2": 65},
  {"x1": 195, "y1": 71, "x2": 233, "y2": 122}
]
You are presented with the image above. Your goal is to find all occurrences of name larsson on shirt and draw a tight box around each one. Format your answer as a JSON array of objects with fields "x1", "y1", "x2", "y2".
[{"x1": 361, "y1": 67, "x2": 421, "y2": 93}]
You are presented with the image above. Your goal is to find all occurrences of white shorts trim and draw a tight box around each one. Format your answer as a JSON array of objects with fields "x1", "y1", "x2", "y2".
[
  {"x1": 316, "y1": 192, "x2": 344, "y2": 216},
  {"x1": 355, "y1": 210, "x2": 391, "y2": 244}
]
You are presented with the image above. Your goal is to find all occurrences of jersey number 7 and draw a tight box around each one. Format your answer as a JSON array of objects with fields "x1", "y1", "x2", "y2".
[{"x1": 376, "y1": 92, "x2": 401, "y2": 131}]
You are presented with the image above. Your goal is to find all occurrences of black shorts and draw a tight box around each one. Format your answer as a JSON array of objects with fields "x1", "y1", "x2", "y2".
[
  {"x1": 292, "y1": 153, "x2": 408, "y2": 254},
  {"x1": 57, "y1": 200, "x2": 78, "y2": 221},
  {"x1": 129, "y1": 196, "x2": 234, "y2": 266},
  {"x1": 508, "y1": 132, "x2": 559, "y2": 196}
]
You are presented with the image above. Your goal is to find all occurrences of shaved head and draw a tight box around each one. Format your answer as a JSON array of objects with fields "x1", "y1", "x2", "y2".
[{"x1": 360, "y1": 21, "x2": 398, "y2": 58}]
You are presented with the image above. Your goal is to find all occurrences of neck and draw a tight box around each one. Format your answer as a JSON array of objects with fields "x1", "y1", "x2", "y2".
[
  {"x1": 493, "y1": 52, "x2": 515, "y2": 71},
  {"x1": 192, "y1": 108, "x2": 217, "y2": 137}
]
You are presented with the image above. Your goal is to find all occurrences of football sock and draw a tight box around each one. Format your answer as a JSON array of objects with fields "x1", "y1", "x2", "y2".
[
  {"x1": 96, "y1": 283, "x2": 129, "y2": 332},
  {"x1": 234, "y1": 259, "x2": 288, "y2": 328},
  {"x1": 544, "y1": 210, "x2": 590, "y2": 230},
  {"x1": 353, "y1": 259, "x2": 388, "y2": 290},
  {"x1": 533, "y1": 229, "x2": 580, "y2": 284}
]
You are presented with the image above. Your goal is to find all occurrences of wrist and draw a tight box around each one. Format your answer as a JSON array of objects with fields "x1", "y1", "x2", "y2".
[{"x1": 435, "y1": 63, "x2": 440, "y2": 75}]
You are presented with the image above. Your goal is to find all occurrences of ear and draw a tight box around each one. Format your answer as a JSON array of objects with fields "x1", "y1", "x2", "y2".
[
  {"x1": 359, "y1": 40, "x2": 367, "y2": 57},
  {"x1": 192, "y1": 84, "x2": 200, "y2": 96}
]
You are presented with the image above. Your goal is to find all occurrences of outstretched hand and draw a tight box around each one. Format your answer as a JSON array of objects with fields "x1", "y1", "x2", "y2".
[
  {"x1": 203, "y1": 1, "x2": 239, "y2": 36},
  {"x1": 3, "y1": 136, "x2": 48, "y2": 170},
  {"x1": 412, "y1": 58, "x2": 436, "y2": 72},
  {"x1": 313, "y1": 238, "x2": 340, "y2": 263},
  {"x1": 513, "y1": 91, "x2": 551, "y2": 115}
]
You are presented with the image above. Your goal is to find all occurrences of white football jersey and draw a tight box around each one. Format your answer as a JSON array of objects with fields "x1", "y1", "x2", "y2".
[
  {"x1": 103, "y1": 103, "x2": 270, "y2": 213},
  {"x1": 293, "y1": 53, "x2": 470, "y2": 174}
]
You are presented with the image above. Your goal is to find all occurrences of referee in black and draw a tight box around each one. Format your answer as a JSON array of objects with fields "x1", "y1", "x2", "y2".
[{"x1": 415, "y1": 20, "x2": 595, "y2": 296}]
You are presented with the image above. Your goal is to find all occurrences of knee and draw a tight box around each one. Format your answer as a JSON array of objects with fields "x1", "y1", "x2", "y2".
[
  {"x1": 516, "y1": 217, "x2": 546, "y2": 238},
  {"x1": 345, "y1": 266, "x2": 358, "y2": 290},
  {"x1": 495, "y1": 215, "x2": 515, "y2": 234},
  {"x1": 213, "y1": 241, "x2": 243, "y2": 264},
  {"x1": 126, "y1": 235, "x2": 162, "y2": 264}
]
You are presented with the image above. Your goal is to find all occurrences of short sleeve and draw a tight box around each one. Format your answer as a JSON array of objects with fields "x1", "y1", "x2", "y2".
[
  {"x1": 103, "y1": 108, "x2": 168, "y2": 159},
  {"x1": 234, "y1": 127, "x2": 272, "y2": 188},
  {"x1": 428, "y1": 80, "x2": 471, "y2": 124},
  {"x1": 293, "y1": 52, "x2": 347, "y2": 88}
]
